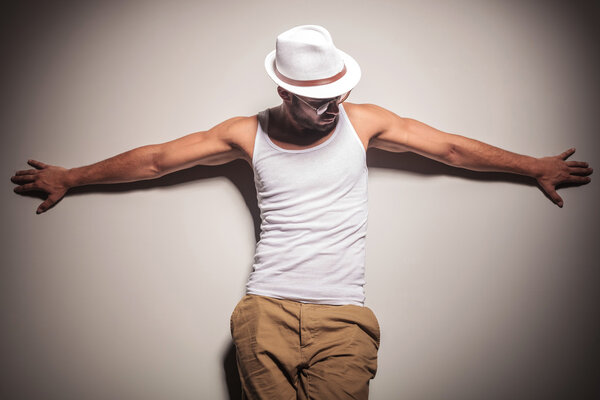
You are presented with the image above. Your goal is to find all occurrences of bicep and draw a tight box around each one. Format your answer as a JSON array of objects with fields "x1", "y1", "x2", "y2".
[
  {"x1": 154, "y1": 118, "x2": 251, "y2": 175},
  {"x1": 369, "y1": 111, "x2": 458, "y2": 163}
]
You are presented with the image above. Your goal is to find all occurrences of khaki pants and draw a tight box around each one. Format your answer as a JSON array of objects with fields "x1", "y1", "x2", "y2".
[{"x1": 230, "y1": 294, "x2": 381, "y2": 400}]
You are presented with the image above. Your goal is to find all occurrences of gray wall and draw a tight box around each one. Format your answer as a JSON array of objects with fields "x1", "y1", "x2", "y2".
[{"x1": 2, "y1": 1, "x2": 599, "y2": 399}]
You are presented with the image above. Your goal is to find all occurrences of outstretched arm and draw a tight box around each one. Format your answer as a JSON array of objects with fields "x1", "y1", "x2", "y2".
[
  {"x1": 11, "y1": 116, "x2": 257, "y2": 214},
  {"x1": 346, "y1": 103, "x2": 592, "y2": 207}
]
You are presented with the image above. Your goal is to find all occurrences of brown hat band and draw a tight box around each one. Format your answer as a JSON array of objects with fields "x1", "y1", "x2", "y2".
[{"x1": 274, "y1": 63, "x2": 347, "y2": 87}]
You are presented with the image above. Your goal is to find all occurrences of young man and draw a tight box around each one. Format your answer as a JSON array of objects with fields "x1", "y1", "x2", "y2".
[{"x1": 11, "y1": 25, "x2": 592, "y2": 399}]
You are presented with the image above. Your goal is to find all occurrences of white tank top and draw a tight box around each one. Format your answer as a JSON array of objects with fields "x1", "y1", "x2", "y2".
[{"x1": 246, "y1": 104, "x2": 369, "y2": 306}]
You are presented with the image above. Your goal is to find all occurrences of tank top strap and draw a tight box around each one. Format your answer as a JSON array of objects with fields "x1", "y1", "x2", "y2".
[
  {"x1": 252, "y1": 109, "x2": 270, "y2": 166},
  {"x1": 338, "y1": 104, "x2": 367, "y2": 154},
  {"x1": 257, "y1": 109, "x2": 269, "y2": 134}
]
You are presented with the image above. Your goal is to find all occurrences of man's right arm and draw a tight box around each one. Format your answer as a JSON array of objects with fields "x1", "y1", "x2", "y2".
[{"x1": 11, "y1": 116, "x2": 257, "y2": 214}]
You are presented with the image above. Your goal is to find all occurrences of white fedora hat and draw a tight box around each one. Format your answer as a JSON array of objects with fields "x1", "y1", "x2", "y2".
[{"x1": 265, "y1": 25, "x2": 361, "y2": 99}]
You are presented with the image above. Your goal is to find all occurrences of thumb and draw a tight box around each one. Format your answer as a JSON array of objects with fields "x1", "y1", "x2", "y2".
[
  {"x1": 542, "y1": 184, "x2": 563, "y2": 208},
  {"x1": 36, "y1": 194, "x2": 60, "y2": 214}
]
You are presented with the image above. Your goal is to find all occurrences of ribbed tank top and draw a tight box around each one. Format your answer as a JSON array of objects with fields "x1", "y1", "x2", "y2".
[{"x1": 246, "y1": 104, "x2": 368, "y2": 306}]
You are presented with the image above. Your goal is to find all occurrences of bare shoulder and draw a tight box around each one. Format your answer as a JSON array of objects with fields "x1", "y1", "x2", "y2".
[
  {"x1": 210, "y1": 115, "x2": 258, "y2": 161},
  {"x1": 212, "y1": 115, "x2": 258, "y2": 141},
  {"x1": 343, "y1": 103, "x2": 406, "y2": 145}
]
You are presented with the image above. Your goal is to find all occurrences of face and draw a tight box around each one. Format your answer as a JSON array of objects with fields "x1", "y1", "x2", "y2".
[
  {"x1": 278, "y1": 87, "x2": 344, "y2": 133},
  {"x1": 292, "y1": 94, "x2": 340, "y2": 129}
]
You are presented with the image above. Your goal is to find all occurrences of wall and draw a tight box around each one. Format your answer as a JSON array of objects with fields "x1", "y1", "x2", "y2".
[{"x1": 2, "y1": 1, "x2": 599, "y2": 399}]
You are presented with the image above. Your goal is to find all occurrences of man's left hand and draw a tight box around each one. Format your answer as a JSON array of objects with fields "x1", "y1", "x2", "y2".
[{"x1": 535, "y1": 148, "x2": 592, "y2": 207}]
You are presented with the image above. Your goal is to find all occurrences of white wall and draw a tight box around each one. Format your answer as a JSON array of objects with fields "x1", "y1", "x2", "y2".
[{"x1": 2, "y1": 1, "x2": 599, "y2": 399}]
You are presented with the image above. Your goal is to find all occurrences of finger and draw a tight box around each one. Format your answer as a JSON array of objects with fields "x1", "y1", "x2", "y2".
[
  {"x1": 567, "y1": 175, "x2": 592, "y2": 184},
  {"x1": 542, "y1": 184, "x2": 563, "y2": 207},
  {"x1": 568, "y1": 167, "x2": 593, "y2": 176},
  {"x1": 14, "y1": 183, "x2": 40, "y2": 193},
  {"x1": 559, "y1": 148, "x2": 575, "y2": 160},
  {"x1": 37, "y1": 196, "x2": 58, "y2": 214},
  {"x1": 28, "y1": 159, "x2": 48, "y2": 169},
  {"x1": 14, "y1": 169, "x2": 37, "y2": 176},
  {"x1": 11, "y1": 174, "x2": 36, "y2": 184},
  {"x1": 566, "y1": 161, "x2": 588, "y2": 168}
]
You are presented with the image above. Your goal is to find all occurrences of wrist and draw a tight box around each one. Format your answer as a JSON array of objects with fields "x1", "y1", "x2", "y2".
[
  {"x1": 64, "y1": 167, "x2": 81, "y2": 189},
  {"x1": 515, "y1": 155, "x2": 542, "y2": 179}
]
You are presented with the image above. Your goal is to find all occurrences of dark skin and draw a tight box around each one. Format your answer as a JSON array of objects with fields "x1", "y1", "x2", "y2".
[{"x1": 267, "y1": 87, "x2": 341, "y2": 149}]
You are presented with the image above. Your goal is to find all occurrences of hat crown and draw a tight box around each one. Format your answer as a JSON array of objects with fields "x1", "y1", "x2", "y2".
[{"x1": 275, "y1": 25, "x2": 344, "y2": 81}]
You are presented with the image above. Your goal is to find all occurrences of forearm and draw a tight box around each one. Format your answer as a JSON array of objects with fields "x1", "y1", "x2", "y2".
[
  {"x1": 445, "y1": 135, "x2": 541, "y2": 178},
  {"x1": 66, "y1": 144, "x2": 161, "y2": 188},
  {"x1": 393, "y1": 118, "x2": 543, "y2": 178},
  {"x1": 431, "y1": 132, "x2": 591, "y2": 207}
]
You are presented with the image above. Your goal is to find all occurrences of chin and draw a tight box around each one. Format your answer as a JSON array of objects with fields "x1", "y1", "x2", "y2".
[
  {"x1": 297, "y1": 113, "x2": 337, "y2": 132},
  {"x1": 320, "y1": 115, "x2": 338, "y2": 125}
]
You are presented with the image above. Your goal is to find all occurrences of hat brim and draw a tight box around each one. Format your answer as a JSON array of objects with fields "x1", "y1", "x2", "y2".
[{"x1": 264, "y1": 48, "x2": 361, "y2": 99}]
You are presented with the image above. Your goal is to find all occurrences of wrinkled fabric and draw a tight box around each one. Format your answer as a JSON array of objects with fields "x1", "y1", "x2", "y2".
[{"x1": 231, "y1": 294, "x2": 380, "y2": 400}]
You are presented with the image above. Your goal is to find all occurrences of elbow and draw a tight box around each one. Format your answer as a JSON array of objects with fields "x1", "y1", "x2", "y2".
[
  {"x1": 442, "y1": 143, "x2": 461, "y2": 166},
  {"x1": 144, "y1": 145, "x2": 163, "y2": 178}
]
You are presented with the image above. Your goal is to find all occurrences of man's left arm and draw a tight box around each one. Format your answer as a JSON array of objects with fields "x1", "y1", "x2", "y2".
[{"x1": 347, "y1": 103, "x2": 593, "y2": 207}]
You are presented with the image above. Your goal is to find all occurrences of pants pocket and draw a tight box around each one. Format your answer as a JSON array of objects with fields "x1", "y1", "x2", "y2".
[
  {"x1": 364, "y1": 307, "x2": 381, "y2": 348},
  {"x1": 230, "y1": 295, "x2": 248, "y2": 336}
]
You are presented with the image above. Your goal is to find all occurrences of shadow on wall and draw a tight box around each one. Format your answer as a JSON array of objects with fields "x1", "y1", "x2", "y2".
[
  {"x1": 367, "y1": 148, "x2": 535, "y2": 185},
  {"x1": 29, "y1": 150, "x2": 540, "y2": 243},
  {"x1": 66, "y1": 159, "x2": 263, "y2": 242},
  {"x1": 366, "y1": 149, "x2": 589, "y2": 202},
  {"x1": 223, "y1": 343, "x2": 243, "y2": 399},
  {"x1": 14, "y1": 150, "x2": 541, "y2": 399}
]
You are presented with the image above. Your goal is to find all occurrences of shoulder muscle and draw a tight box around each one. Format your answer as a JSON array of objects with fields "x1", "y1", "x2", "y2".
[{"x1": 343, "y1": 103, "x2": 408, "y2": 149}]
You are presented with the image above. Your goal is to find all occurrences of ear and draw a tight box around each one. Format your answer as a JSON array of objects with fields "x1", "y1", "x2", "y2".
[{"x1": 277, "y1": 86, "x2": 293, "y2": 102}]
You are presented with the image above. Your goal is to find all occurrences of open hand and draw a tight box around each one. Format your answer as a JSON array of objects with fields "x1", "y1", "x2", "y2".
[
  {"x1": 536, "y1": 148, "x2": 592, "y2": 207},
  {"x1": 11, "y1": 159, "x2": 71, "y2": 214}
]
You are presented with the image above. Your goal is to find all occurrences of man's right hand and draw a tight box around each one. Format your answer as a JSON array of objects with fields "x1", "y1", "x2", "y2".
[{"x1": 11, "y1": 159, "x2": 71, "y2": 214}]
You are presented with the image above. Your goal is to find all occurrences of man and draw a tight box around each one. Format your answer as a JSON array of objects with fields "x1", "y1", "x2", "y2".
[{"x1": 11, "y1": 25, "x2": 592, "y2": 399}]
